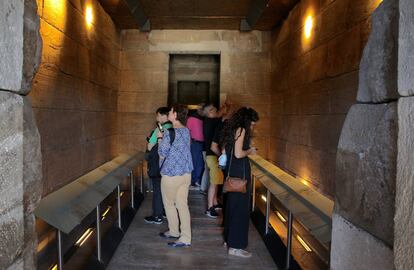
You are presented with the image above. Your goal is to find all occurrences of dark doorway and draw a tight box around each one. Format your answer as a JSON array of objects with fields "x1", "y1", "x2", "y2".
[
  {"x1": 168, "y1": 54, "x2": 220, "y2": 108},
  {"x1": 177, "y1": 81, "x2": 210, "y2": 105}
]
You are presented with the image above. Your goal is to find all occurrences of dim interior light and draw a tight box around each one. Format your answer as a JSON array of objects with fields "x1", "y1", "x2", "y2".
[
  {"x1": 75, "y1": 228, "x2": 93, "y2": 246},
  {"x1": 275, "y1": 211, "x2": 286, "y2": 223},
  {"x1": 296, "y1": 235, "x2": 312, "y2": 252},
  {"x1": 300, "y1": 178, "x2": 310, "y2": 187},
  {"x1": 37, "y1": 236, "x2": 50, "y2": 253},
  {"x1": 187, "y1": 105, "x2": 199, "y2": 110},
  {"x1": 85, "y1": 5, "x2": 93, "y2": 27},
  {"x1": 304, "y1": 15, "x2": 313, "y2": 39},
  {"x1": 120, "y1": 192, "x2": 124, "y2": 197},
  {"x1": 261, "y1": 194, "x2": 267, "y2": 202}
]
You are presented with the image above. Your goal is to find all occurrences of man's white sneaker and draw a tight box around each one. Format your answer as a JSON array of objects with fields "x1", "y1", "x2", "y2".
[{"x1": 228, "y1": 248, "x2": 252, "y2": 258}]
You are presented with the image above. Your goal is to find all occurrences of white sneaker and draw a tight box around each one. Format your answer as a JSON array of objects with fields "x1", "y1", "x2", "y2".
[
  {"x1": 228, "y1": 248, "x2": 252, "y2": 258},
  {"x1": 189, "y1": 185, "x2": 199, "y2": 191}
]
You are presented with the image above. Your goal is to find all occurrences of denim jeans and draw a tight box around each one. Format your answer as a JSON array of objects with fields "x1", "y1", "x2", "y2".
[
  {"x1": 190, "y1": 141, "x2": 204, "y2": 186},
  {"x1": 151, "y1": 177, "x2": 163, "y2": 217}
]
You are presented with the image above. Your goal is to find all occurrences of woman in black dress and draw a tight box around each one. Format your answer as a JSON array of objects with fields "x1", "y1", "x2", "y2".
[{"x1": 219, "y1": 107, "x2": 259, "y2": 258}]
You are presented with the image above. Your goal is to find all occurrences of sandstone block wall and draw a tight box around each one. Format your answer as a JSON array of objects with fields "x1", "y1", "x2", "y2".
[
  {"x1": 269, "y1": 0, "x2": 382, "y2": 197},
  {"x1": 30, "y1": 0, "x2": 121, "y2": 196},
  {"x1": 117, "y1": 30, "x2": 272, "y2": 157}
]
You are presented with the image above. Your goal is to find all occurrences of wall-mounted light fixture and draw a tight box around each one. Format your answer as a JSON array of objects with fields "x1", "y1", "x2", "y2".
[
  {"x1": 304, "y1": 15, "x2": 313, "y2": 39},
  {"x1": 85, "y1": 5, "x2": 94, "y2": 28},
  {"x1": 296, "y1": 235, "x2": 312, "y2": 252}
]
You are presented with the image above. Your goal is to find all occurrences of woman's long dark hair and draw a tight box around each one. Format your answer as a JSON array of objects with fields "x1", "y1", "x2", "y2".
[{"x1": 219, "y1": 107, "x2": 259, "y2": 149}]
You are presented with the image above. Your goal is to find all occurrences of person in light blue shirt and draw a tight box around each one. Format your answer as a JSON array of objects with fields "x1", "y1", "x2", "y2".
[{"x1": 157, "y1": 104, "x2": 193, "y2": 248}]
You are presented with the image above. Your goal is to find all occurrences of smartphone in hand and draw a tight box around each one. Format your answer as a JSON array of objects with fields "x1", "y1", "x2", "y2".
[{"x1": 157, "y1": 122, "x2": 164, "y2": 132}]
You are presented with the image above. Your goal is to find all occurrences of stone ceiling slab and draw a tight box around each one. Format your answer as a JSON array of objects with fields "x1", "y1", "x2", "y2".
[{"x1": 98, "y1": 0, "x2": 298, "y2": 30}]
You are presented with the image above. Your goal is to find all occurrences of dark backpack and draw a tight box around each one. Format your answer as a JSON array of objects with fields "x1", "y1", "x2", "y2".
[{"x1": 146, "y1": 128, "x2": 175, "y2": 178}]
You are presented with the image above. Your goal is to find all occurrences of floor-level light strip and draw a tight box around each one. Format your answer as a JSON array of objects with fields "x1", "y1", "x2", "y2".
[
  {"x1": 261, "y1": 194, "x2": 267, "y2": 202},
  {"x1": 79, "y1": 229, "x2": 94, "y2": 247},
  {"x1": 275, "y1": 211, "x2": 286, "y2": 223},
  {"x1": 101, "y1": 206, "x2": 111, "y2": 221},
  {"x1": 296, "y1": 235, "x2": 312, "y2": 252},
  {"x1": 50, "y1": 264, "x2": 58, "y2": 270},
  {"x1": 120, "y1": 191, "x2": 124, "y2": 197},
  {"x1": 75, "y1": 228, "x2": 93, "y2": 246}
]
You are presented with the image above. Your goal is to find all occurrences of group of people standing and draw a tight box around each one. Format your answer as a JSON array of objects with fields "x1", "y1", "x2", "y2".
[{"x1": 144, "y1": 102, "x2": 259, "y2": 257}]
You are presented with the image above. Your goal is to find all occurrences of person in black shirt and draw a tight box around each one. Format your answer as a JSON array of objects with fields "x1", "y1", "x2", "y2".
[
  {"x1": 202, "y1": 104, "x2": 223, "y2": 218},
  {"x1": 219, "y1": 107, "x2": 259, "y2": 258}
]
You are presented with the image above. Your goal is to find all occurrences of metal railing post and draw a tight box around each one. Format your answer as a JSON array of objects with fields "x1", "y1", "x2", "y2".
[
  {"x1": 252, "y1": 175, "x2": 256, "y2": 212},
  {"x1": 286, "y1": 211, "x2": 293, "y2": 269},
  {"x1": 265, "y1": 189, "x2": 271, "y2": 234},
  {"x1": 140, "y1": 163, "x2": 144, "y2": 193},
  {"x1": 117, "y1": 185, "x2": 122, "y2": 229},
  {"x1": 57, "y1": 230, "x2": 63, "y2": 270},
  {"x1": 96, "y1": 205, "x2": 101, "y2": 262},
  {"x1": 130, "y1": 171, "x2": 135, "y2": 209}
]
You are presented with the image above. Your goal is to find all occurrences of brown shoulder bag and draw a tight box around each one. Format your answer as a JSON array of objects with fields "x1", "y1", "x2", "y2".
[{"x1": 223, "y1": 148, "x2": 247, "y2": 193}]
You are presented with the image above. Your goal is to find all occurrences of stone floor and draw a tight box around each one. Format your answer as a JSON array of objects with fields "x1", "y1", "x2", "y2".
[{"x1": 108, "y1": 190, "x2": 278, "y2": 269}]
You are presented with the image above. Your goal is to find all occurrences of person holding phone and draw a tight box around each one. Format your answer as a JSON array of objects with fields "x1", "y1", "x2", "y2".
[
  {"x1": 157, "y1": 104, "x2": 193, "y2": 248},
  {"x1": 144, "y1": 107, "x2": 172, "y2": 225},
  {"x1": 219, "y1": 107, "x2": 259, "y2": 258}
]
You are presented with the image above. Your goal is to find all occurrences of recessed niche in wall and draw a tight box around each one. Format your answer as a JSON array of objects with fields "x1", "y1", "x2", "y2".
[{"x1": 168, "y1": 54, "x2": 220, "y2": 108}]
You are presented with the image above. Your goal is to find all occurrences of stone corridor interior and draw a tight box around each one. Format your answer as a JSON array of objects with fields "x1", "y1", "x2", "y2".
[{"x1": 1, "y1": 0, "x2": 413, "y2": 269}]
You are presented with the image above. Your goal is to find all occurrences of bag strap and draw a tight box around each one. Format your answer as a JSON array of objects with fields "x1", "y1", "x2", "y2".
[
  {"x1": 226, "y1": 145, "x2": 246, "y2": 180},
  {"x1": 226, "y1": 147, "x2": 234, "y2": 178},
  {"x1": 160, "y1": 128, "x2": 176, "y2": 170}
]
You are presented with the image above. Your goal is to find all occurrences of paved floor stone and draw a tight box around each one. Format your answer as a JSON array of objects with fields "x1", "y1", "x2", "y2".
[{"x1": 108, "y1": 190, "x2": 278, "y2": 269}]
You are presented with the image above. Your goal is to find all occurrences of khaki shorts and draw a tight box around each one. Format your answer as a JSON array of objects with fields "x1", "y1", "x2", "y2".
[{"x1": 206, "y1": 155, "x2": 224, "y2": 185}]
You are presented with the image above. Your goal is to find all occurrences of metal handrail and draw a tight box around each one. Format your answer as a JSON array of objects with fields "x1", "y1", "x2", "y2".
[
  {"x1": 249, "y1": 154, "x2": 333, "y2": 268},
  {"x1": 34, "y1": 151, "x2": 145, "y2": 269}
]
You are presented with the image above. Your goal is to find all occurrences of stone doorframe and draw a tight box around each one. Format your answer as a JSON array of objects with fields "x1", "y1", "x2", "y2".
[{"x1": 0, "y1": 0, "x2": 42, "y2": 269}]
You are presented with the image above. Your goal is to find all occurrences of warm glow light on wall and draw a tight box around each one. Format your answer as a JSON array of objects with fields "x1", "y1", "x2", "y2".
[
  {"x1": 304, "y1": 15, "x2": 313, "y2": 39},
  {"x1": 85, "y1": 5, "x2": 94, "y2": 27}
]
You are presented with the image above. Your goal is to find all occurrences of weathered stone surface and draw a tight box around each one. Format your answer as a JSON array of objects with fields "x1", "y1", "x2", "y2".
[
  {"x1": 331, "y1": 213, "x2": 394, "y2": 270},
  {"x1": 357, "y1": 0, "x2": 398, "y2": 103},
  {"x1": 22, "y1": 0, "x2": 42, "y2": 94},
  {"x1": 398, "y1": 0, "x2": 414, "y2": 96},
  {"x1": 22, "y1": 97, "x2": 41, "y2": 211},
  {"x1": 0, "y1": 92, "x2": 25, "y2": 269},
  {"x1": 335, "y1": 103, "x2": 397, "y2": 246},
  {"x1": 395, "y1": 97, "x2": 414, "y2": 270},
  {"x1": 22, "y1": 96, "x2": 41, "y2": 270},
  {"x1": 0, "y1": 0, "x2": 24, "y2": 91}
]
